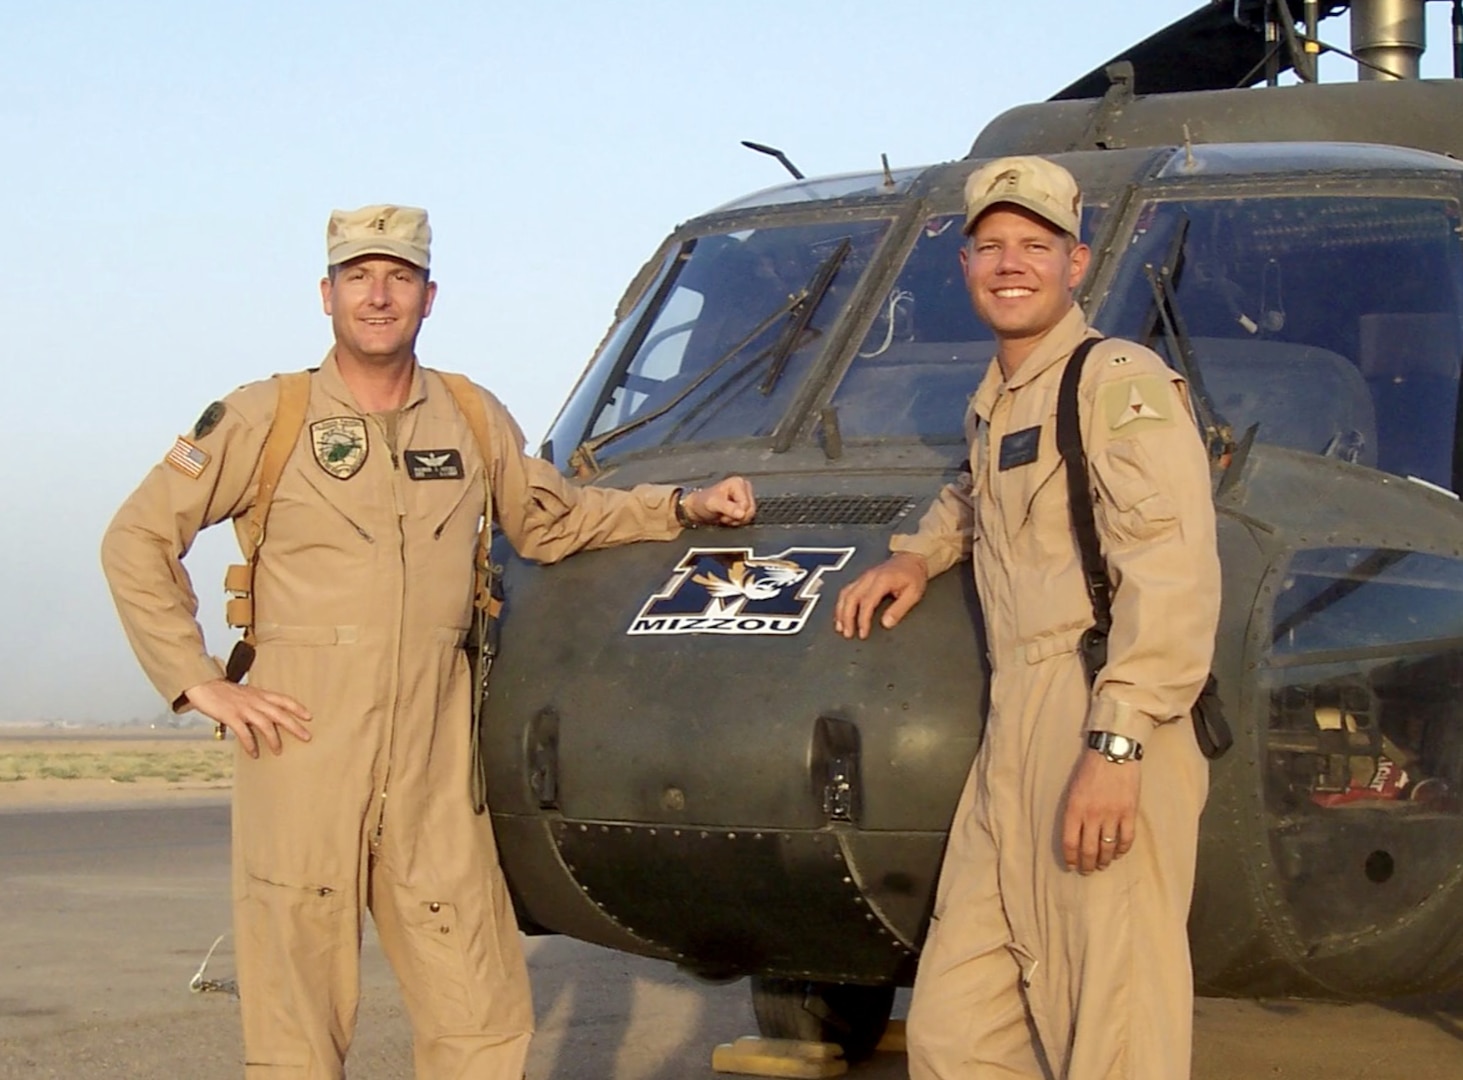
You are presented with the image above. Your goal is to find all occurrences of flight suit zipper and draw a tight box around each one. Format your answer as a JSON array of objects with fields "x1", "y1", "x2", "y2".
[{"x1": 370, "y1": 410, "x2": 412, "y2": 852}]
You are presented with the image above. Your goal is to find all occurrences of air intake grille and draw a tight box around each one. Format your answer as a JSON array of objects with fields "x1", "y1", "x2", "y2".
[{"x1": 753, "y1": 494, "x2": 917, "y2": 527}]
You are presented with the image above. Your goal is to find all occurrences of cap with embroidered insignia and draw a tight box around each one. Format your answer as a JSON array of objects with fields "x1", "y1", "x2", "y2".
[
  {"x1": 326, "y1": 205, "x2": 431, "y2": 270},
  {"x1": 963, "y1": 156, "x2": 1082, "y2": 238}
]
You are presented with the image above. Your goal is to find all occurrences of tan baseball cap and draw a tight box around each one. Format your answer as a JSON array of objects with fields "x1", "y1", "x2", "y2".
[
  {"x1": 962, "y1": 156, "x2": 1082, "y2": 239},
  {"x1": 326, "y1": 204, "x2": 431, "y2": 270}
]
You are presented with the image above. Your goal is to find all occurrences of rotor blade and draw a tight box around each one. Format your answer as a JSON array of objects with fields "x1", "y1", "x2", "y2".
[{"x1": 1051, "y1": 0, "x2": 1286, "y2": 100}]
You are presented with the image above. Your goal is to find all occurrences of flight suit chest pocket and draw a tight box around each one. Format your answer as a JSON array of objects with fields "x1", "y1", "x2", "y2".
[
  {"x1": 418, "y1": 465, "x2": 484, "y2": 542},
  {"x1": 991, "y1": 406, "x2": 1063, "y2": 542}
]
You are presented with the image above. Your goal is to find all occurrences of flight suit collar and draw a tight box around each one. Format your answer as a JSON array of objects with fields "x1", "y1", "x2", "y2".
[
  {"x1": 971, "y1": 305, "x2": 1092, "y2": 421},
  {"x1": 316, "y1": 349, "x2": 429, "y2": 415}
]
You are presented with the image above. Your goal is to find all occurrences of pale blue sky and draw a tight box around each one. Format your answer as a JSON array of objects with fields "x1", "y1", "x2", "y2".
[{"x1": 3, "y1": 2, "x2": 1454, "y2": 723}]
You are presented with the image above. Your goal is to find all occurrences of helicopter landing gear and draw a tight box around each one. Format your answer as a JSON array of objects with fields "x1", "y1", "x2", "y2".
[{"x1": 749, "y1": 976, "x2": 896, "y2": 1064}]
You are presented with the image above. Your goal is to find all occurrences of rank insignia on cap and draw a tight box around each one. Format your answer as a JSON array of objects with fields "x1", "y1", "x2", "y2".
[
  {"x1": 1102, "y1": 376, "x2": 1174, "y2": 433},
  {"x1": 192, "y1": 401, "x2": 226, "y2": 440},
  {"x1": 310, "y1": 417, "x2": 369, "y2": 480},
  {"x1": 165, "y1": 436, "x2": 210, "y2": 479}
]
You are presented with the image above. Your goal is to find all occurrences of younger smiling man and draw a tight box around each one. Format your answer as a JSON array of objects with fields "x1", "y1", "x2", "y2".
[
  {"x1": 102, "y1": 204, "x2": 755, "y2": 1079},
  {"x1": 835, "y1": 158, "x2": 1220, "y2": 1079}
]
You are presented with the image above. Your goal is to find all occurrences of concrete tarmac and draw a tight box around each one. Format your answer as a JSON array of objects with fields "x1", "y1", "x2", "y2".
[{"x1": 0, "y1": 801, "x2": 1459, "y2": 1079}]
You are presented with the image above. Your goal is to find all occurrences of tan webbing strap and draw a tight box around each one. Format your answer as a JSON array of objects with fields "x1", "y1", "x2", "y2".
[
  {"x1": 436, "y1": 371, "x2": 499, "y2": 617},
  {"x1": 437, "y1": 370, "x2": 502, "y2": 813},
  {"x1": 224, "y1": 371, "x2": 313, "y2": 640}
]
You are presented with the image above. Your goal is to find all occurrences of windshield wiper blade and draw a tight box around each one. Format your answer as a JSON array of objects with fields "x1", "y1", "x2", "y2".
[
  {"x1": 758, "y1": 237, "x2": 851, "y2": 395},
  {"x1": 568, "y1": 292, "x2": 803, "y2": 477},
  {"x1": 1140, "y1": 214, "x2": 1233, "y2": 460}
]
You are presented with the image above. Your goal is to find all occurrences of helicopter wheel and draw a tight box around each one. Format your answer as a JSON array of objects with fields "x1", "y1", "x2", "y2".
[{"x1": 749, "y1": 975, "x2": 895, "y2": 1064}]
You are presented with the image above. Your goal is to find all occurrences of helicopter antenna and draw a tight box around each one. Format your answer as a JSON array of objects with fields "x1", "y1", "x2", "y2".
[
  {"x1": 1454, "y1": 0, "x2": 1462, "y2": 78},
  {"x1": 880, "y1": 152, "x2": 895, "y2": 190},
  {"x1": 741, "y1": 141, "x2": 805, "y2": 180},
  {"x1": 1182, "y1": 123, "x2": 1197, "y2": 170}
]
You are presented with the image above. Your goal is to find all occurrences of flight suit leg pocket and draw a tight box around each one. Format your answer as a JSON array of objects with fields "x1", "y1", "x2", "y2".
[{"x1": 401, "y1": 898, "x2": 492, "y2": 1030}]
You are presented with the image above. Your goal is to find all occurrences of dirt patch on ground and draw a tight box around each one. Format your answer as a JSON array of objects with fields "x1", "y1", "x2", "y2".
[{"x1": 0, "y1": 727, "x2": 232, "y2": 810}]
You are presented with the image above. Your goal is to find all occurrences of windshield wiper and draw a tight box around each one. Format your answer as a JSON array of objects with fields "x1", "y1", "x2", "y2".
[
  {"x1": 758, "y1": 237, "x2": 850, "y2": 395},
  {"x1": 1140, "y1": 214, "x2": 1234, "y2": 461},
  {"x1": 568, "y1": 292, "x2": 803, "y2": 478},
  {"x1": 569, "y1": 238, "x2": 852, "y2": 477}
]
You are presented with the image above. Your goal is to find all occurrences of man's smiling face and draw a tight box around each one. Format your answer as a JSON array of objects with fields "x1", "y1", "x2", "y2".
[
  {"x1": 960, "y1": 205, "x2": 1088, "y2": 360},
  {"x1": 320, "y1": 256, "x2": 437, "y2": 367}
]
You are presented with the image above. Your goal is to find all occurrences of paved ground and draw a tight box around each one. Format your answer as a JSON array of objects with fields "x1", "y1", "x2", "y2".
[{"x1": 0, "y1": 800, "x2": 1459, "y2": 1079}]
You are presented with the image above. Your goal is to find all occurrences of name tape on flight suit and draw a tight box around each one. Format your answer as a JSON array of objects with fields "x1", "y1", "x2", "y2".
[
  {"x1": 404, "y1": 448, "x2": 465, "y2": 481},
  {"x1": 999, "y1": 426, "x2": 1041, "y2": 470}
]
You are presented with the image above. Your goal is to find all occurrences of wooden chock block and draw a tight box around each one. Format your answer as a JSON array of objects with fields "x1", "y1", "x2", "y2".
[
  {"x1": 711, "y1": 1036, "x2": 849, "y2": 1078},
  {"x1": 876, "y1": 1018, "x2": 907, "y2": 1053}
]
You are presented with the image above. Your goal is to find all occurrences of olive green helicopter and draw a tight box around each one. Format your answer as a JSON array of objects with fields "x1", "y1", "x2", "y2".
[{"x1": 478, "y1": 0, "x2": 1463, "y2": 1060}]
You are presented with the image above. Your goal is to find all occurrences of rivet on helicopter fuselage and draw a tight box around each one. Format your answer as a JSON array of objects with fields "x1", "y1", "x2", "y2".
[
  {"x1": 843, "y1": 877, "x2": 853, "y2": 884},
  {"x1": 700, "y1": 831, "x2": 710, "y2": 839},
  {"x1": 727, "y1": 832, "x2": 737, "y2": 840}
]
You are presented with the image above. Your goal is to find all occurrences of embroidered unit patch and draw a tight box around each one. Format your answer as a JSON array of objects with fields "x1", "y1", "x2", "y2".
[
  {"x1": 1102, "y1": 376, "x2": 1174, "y2": 434},
  {"x1": 192, "y1": 401, "x2": 226, "y2": 440},
  {"x1": 165, "y1": 436, "x2": 210, "y2": 479},
  {"x1": 310, "y1": 417, "x2": 369, "y2": 479}
]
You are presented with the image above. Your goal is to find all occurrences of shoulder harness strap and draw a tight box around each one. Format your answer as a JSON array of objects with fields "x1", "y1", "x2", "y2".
[
  {"x1": 223, "y1": 371, "x2": 312, "y2": 644},
  {"x1": 435, "y1": 371, "x2": 500, "y2": 620},
  {"x1": 1056, "y1": 336, "x2": 1109, "y2": 635}
]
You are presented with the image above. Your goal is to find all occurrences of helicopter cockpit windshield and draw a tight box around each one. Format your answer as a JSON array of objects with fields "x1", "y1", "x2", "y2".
[
  {"x1": 1100, "y1": 192, "x2": 1463, "y2": 491},
  {"x1": 828, "y1": 205, "x2": 1108, "y2": 441},
  {"x1": 554, "y1": 218, "x2": 890, "y2": 469}
]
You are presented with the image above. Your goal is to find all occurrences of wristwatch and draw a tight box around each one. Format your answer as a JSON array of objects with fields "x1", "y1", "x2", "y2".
[
  {"x1": 1087, "y1": 730, "x2": 1144, "y2": 764},
  {"x1": 674, "y1": 487, "x2": 700, "y2": 529}
]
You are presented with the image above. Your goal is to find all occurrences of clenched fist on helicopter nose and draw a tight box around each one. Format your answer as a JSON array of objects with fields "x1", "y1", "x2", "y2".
[{"x1": 678, "y1": 477, "x2": 757, "y2": 527}]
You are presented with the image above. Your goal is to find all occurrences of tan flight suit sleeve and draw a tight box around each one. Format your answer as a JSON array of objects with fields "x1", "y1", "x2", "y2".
[
  {"x1": 888, "y1": 401, "x2": 981, "y2": 576},
  {"x1": 1080, "y1": 343, "x2": 1220, "y2": 743},
  {"x1": 477, "y1": 390, "x2": 682, "y2": 563},
  {"x1": 100, "y1": 383, "x2": 275, "y2": 709},
  {"x1": 888, "y1": 473, "x2": 976, "y2": 577}
]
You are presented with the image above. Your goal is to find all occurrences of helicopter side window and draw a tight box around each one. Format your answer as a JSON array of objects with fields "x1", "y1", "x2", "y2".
[
  {"x1": 1099, "y1": 195, "x2": 1463, "y2": 491},
  {"x1": 561, "y1": 220, "x2": 890, "y2": 464},
  {"x1": 830, "y1": 207, "x2": 1107, "y2": 440},
  {"x1": 1259, "y1": 547, "x2": 1463, "y2": 946}
]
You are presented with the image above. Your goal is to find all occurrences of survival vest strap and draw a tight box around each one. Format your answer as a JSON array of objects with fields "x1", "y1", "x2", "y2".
[
  {"x1": 1055, "y1": 337, "x2": 1233, "y2": 761},
  {"x1": 436, "y1": 372, "x2": 504, "y2": 816},
  {"x1": 221, "y1": 371, "x2": 313, "y2": 682}
]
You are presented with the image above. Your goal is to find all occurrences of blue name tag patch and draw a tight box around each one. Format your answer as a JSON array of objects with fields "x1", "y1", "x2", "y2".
[{"x1": 999, "y1": 426, "x2": 1041, "y2": 470}]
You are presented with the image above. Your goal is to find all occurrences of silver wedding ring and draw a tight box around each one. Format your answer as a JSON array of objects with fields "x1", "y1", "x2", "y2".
[{"x1": 1101, "y1": 836, "x2": 1116, "y2": 843}]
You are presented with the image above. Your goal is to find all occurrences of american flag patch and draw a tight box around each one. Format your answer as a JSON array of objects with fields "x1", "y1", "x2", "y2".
[{"x1": 165, "y1": 436, "x2": 210, "y2": 479}]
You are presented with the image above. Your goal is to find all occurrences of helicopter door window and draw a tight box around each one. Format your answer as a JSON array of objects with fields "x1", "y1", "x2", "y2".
[
  {"x1": 1099, "y1": 195, "x2": 1463, "y2": 491},
  {"x1": 1259, "y1": 546, "x2": 1463, "y2": 946}
]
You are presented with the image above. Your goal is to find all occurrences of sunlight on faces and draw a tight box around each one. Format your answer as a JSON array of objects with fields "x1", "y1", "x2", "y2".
[
  {"x1": 960, "y1": 206, "x2": 1089, "y2": 358},
  {"x1": 320, "y1": 256, "x2": 437, "y2": 366}
]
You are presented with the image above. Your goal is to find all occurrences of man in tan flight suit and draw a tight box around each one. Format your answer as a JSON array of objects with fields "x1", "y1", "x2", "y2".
[
  {"x1": 101, "y1": 205, "x2": 757, "y2": 1080},
  {"x1": 835, "y1": 158, "x2": 1220, "y2": 1078}
]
